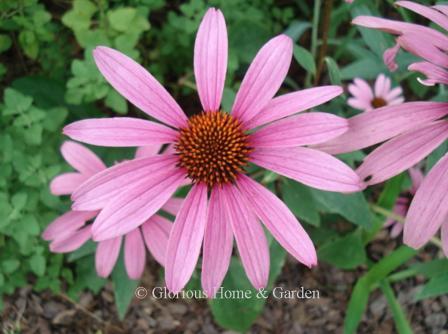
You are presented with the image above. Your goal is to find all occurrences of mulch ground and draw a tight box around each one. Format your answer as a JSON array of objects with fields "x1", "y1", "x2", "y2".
[{"x1": 2, "y1": 231, "x2": 448, "y2": 333}]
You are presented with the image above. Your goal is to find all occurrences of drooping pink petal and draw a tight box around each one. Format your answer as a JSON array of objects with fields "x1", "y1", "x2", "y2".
[
  {"x1": 434, "y1": 5, "x2": 448, "y2": 17},
  {"x1": 60, "y1": 141, "x2": 106, "y2": 175},
  {"x1": 194, "y1": 8, "x2": 227, "y2": 112},
  {"x1": 397, "y1": 33, "x2": 448, "y2": 68},
  {"x1": 383, "y1": 43, "x2": 400, "y2": 72},
  {"x1": 408, "y1": 61, "x2": 448, "y2": 86},
  {"x1": 50, "y1": 173, "x2": 88, "y2": 196},
  {"x1": 95, "y1": 237, "x2": 122, "y2": 278},
  {"x1": 72, "y1": 155, "x2": 178, "y2": 210},
  {"x1": 250, "y1": 112, "x2": 348, "y2": 148},
  {"x1": 165, "y1": 184, "x2": 208, "y2": 293},
  {"x1": 236, "y1": 175, "x2": 317, "y2": 267},
  {"x1": 124, "y1": 228, "x2": 146, "y2": 279},
  {"x1": 201, "y1": 188, "x2": 233, "y2": 297},
  {"x1": 135, "y1": 144, "x2": 163, "y2": 158},
  {"x1": 232, "y1": 35, "x2": 293, "y2": 125},
  {"x1": 442, "y1": 222, "x2": 448, "y2": 257},
  {"x1": 317, "y1": 102, "x2": 448, "y2": 154},
  {"x1": 42, "y1": 210, "x2": 97, "y2": 241},
  {"x1": 221, "y1": 184, "x2": 270, "y2": 290},
  {"x1": 161, "y1": 197, "x2": 184, "y2": 216},
  {"x1": 251, "y1": 147, "x2": 364, "y2": 192},
  {"x1": 141, "y1": 215, "x2": 172, "y2": 266},
  {"x1": 245, "y1": 86, "x2": 343, "y2": 129},
  {"x1": 63, "y1": 118, "x2": 178, "y2": 147},
  {"x1": 50, "y1": 225, "x2": 92, "y2": 253},
  {"x1": 91, "y1": 168, "x2": 185, "y2": 241},
  {"x1": 404, "y1": 153, "x2": 448, "y2": 249},
  {"x1": 356, "y1": 121, "x2": 448, "y2": 185},
  {"x1": 93, "y1": 47, "x2": 188, "y2": 128},
  {"x1": 396, "y1": 1, "x2": 448, "y2": 31}
]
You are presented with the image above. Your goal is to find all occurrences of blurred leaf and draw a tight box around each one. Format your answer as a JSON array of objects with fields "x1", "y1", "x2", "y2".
[
  {"x1": 0, "y1": 34, "x2": 12, "y2": 53},
  {"x1": 318, "y1": 232, "x2": 366, "y2": 269},
  {"x1": 325, "y1": 57, "x2": 342, "y2": 85},
  {"x1": 380, "y1": 281, "x2": 413, "y2": 334},
  {"x1": 293, "y1": 45, "x2": 316, "y2": 75},
  {"x1": 284, "y1": 20, "x2": 311, "y2": 41},
  {"x1": 29, "y1": 254, "x2": 46, "y2": 276},
  {"x1": 105, "y1": 89, "x2": 128, "y2": 114},
  {"x1": 415, "y1": 273, "x2": 448, "y2": 301},
  {"x1": 282, "y1": 180, "x2": 320, "y2": 226}
]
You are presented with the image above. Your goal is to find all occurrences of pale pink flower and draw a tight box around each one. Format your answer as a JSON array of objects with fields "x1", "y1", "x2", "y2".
[
  {"x1": 347, "y1": 74, "x2": 404, "y2": 111},
  {"x1": 384, "y1": 167, "x2": 423, "y2": 238},
  {"x1": 319, "y1": 1, "x2": 448, "y2": 255},
  {"x1": 62, "y1": 8, "x2": 365, "y2": 295},
  {"x1": 43, "y1": 141, "x2": 180, "y2": 279}
]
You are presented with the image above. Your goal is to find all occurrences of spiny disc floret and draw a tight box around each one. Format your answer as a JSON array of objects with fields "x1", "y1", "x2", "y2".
[{"x1": 175, "y1": 111, "x2": 251, "y2": 187}]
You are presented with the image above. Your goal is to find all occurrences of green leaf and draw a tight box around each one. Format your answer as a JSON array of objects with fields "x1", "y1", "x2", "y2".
[
  {"x1": 112, "y1": 253, "x2": 139, "y2": 320},
  {"x1": 415, "y1": 273, "x2": 448, "y2": 301},
  {"x1": 310, "y1": 189, "x2": 372, "y2": 229},
  {"x1": 0, "y1": 34, "x2": 12, "y2": 53},
  {"x1": 324, "y1": 57, "x2": 342, "y2": 85},
  {"x1": 108, "y1": 8, "x2": 138, "y2": 32},
  {"x1": 62, "y1": 0, "x2": 97, "y2": 31},
  {"x1": 29, "y1": 254, "x2": 46, "y2": 276},
  {"x1": 105, "y1": 89, "x2": 128, "y2": 114},
  {"x1": 284, "y1": 20, "x2": 311, "y2": 41},
  {"x1": 18, "y1": 30, "x2": 39, "y2": 59},
  {"x1": 293, "y1": 45, "x2": 316, "y2": 75},
  {"x1": 2, "y1": 259, "x2": 20, "y2": 273},
  {"x1": 282, "y1": 180, "x2": 320, "y2": 226},
  {"x1": 318, "y1": 232, "x2": 366, "y2": 269}
]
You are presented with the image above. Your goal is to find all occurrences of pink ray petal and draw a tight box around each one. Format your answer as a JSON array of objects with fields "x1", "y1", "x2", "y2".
[
  {"x1": 221, "y1": 184, "x2": 270, "y2": 290},
  {"x1": 404, "y1": 153, "x2": 448, "y2": 249},
  {"x1": 232, "y1": 35, "x2": 293, "y2": 125},
  {"x1": 50, "y1": 225, "x2": 92, "y2": 253},
  {"x1": 347, "y1": 98, "x2": 372, "y2": 111},
  {"x1": 95, "y1": 236, "x2": 122, "y2": 278},
  {"x1": 91, "y1": 168, "x2": 185, "y2": 241},
  {"x1": 348, "y1": 81, "x2": 372, "y2": 103},
  {"x1": 374, "y1": 74, "x2": 387, "y2": 98},
  {"x1": 236, "y1": 175, "x2": 317, "y2": 267},
  {"x1": 434, "y1": 5, "x2": 448, "y2": 17},
  {"x1": 409, "y1": 167, "x2": 424, "y2": 194},
  {"x1": 396, "y1": 1, "x2": 448, "y2": 31},
  {"x1": 357, "y1": 121, "x2": 448, "y2": 185},
  {"x1": 50, "y1": 173, "x2": 88, "y2": 196},
  {"x1": 317, "y1": 102, "x2": 448, "y2": 154},
  {"x1": 194, "y1": 8, "x2": 227, "y2": 112},
  {"x1": 135, "y1": 144, "x2": 163, "y2": 158},
  {"x1": 245, "y1": 86, "x2": 343, "y2": 129},
  {"x1": 72, "y1": 155, "x2": 178, "y2": 210},
  {"x1": 442, "y1": 222, "x2": 448, "y2": 257},
  {"x1": 124, "y1": 228, "x2": 146, "y2": 279},
  {"x1": 251, "y1": 147, "x2": 363, "y2": 192},
  {"x1": 161, "y1": 197, "x2": 184, "y2": 216},
  {"x1": 42, "y1": 210, "x2": 97, "y2": 241},
  {"x1": 397, "y1": 33, "x2": 448, "y2": 69},
  {"x1": 250, "y1": 112, "x2": 348, "y2": 148},
  {"x1": 141, "y1": 215, "x2": 172, "y2": 266},
  {"x1": 61, "y1": 141, "x2": 106, "y2": 175},
  {"x1": 201, "y1": 188, "x2": 233, "y2": 297},
  {"x1": 63, "y1": 118, "x2": 178, "y2": 147},
  {"x1": 93, "y1": 46, "x2": 188, "y2": 128},
  {"x1": 165, "y1": 183, "x2": 208, "y2": 293},
  {"x1": 383, "y1": 43, "x2": 400, "y2": 72},
  {"x1": 385, "y1": 87, "x2": 403, "y2": 100},
  {"x1": 408, "y1": 61, "x2": 448, "y2": 86}
]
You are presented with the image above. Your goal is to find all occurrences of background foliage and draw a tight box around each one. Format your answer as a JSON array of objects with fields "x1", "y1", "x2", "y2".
[{"x1": 1, "y1": 0, "x2": 447, "y2": 332}]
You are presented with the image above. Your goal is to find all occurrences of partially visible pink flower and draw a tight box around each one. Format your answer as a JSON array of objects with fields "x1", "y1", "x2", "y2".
[
  {"x1": 383, "y1": 43, "x2": 400, "y2": 72},
  {"x1": 61, "y1": 8, "x2": 365, "y2": 295},
  {"x1": 347, "y1": 74, "x2": 404, "y2": 111},
  {"x1": 43, "y1": 141, "x2": 180, "y2": 279},
  {"x1": 384, "y1": 167, "x2": 423, "y2": 238},
  {"x1": 328, "y1": 1, "x2": 448, "y2": 254}
]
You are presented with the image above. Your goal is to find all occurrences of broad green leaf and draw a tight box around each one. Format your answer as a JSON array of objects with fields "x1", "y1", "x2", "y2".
[
  {"x1": 318, "y1": 232, "x2": 366, "y2": 269},
  {"x1": 18, "y1": 30, "x2": 39, "y2": 59},
  {"x1": 284, "y1": 20, "x2": 311, "y2": 41},
  {"x1": 112, "y1": 253, "x2": 139, "y2": 320},
  {"x1": 324, "y1": 57, "x2": 342, "y2": 85},
  {"x1": 108, "y1": 8, "x2": 138, "y2": 32},
  {"x1": 2, "y1": 259, "x2": 20, "y2": 273},
  {"x1": 310, "y1": 189, "x2": 372, "y2": 229},
  {"x1": 415, "y1": 273, "x2": 448, "y2": 301},
  {"x1": 293, "y1": 45, "x2": 316, "y2": 75},
  {"x1": 29, "y1": 254, "x2": 46, "y2": 276},
  {"x1": 0, "y1": 34, "x2": 12, "y2": 53},
  {"x1": 282, "y1": 180, "x2": 320, "y2": 226},
  {"x1": 105, "y1": 89, "x2": 128, "y2": 114}
]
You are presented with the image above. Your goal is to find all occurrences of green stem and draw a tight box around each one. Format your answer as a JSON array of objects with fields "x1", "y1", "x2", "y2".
[{"x1": 305, "y1": 0, "x2": 321, "y2": 87}]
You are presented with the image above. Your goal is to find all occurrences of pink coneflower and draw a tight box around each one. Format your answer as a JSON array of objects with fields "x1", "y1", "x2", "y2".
[
  {"x1": 318, "y1": 1, "x2": 448, "y2": 255},
  {"x1": 347, "y1": 74, "x2": 404, "y2": 111},
  {"x1": 62, "y1": 8, "x2": 364, "y2": 295},
  {"x1": 384, "y1": 167, "x2": 423, "y2": 238},
  {"x1": 43, "y1": 141, "x2": 180, "y2": 279}
]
